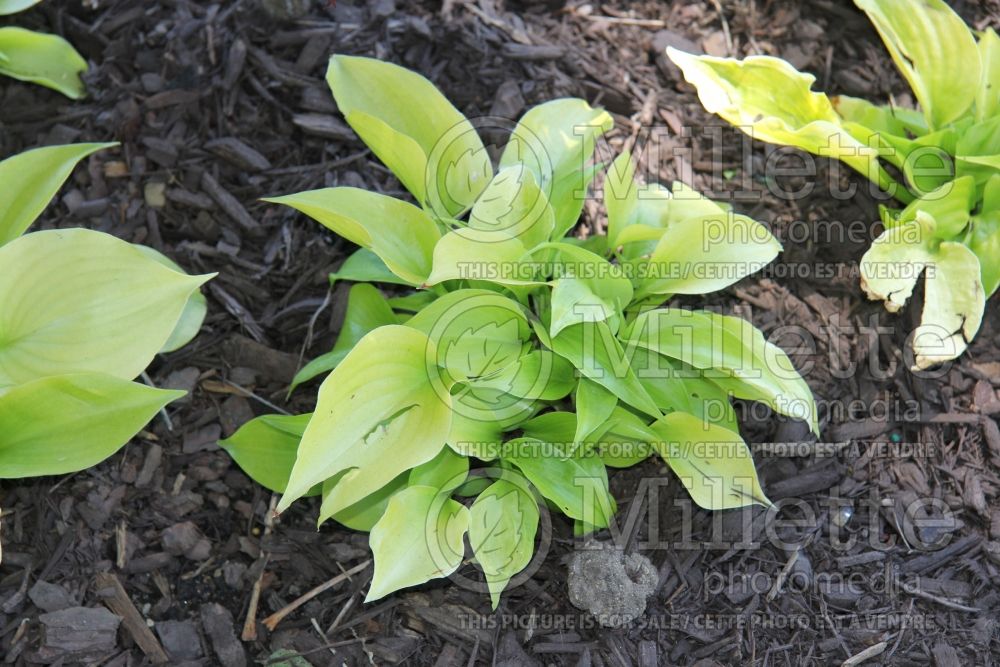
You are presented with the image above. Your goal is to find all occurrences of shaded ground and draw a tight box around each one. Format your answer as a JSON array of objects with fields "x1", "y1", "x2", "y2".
[{"x1": 1, "y1": 0, "x2": 999, "y2": 664}]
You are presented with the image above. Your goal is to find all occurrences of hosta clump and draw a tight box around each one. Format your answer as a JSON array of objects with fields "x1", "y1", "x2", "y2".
[
  {"x1": 0, "y1": 0, "x2": 88, "y2": 98},
  {"x1": 668, "y1": 0, "x2": 1000, "y2": 369},
  {"x1": 222, "y1": 55, "x2": 817, "y2": 608},
  {"x1": 0, "y1": 144, "x2": 212, "y2": 482}
]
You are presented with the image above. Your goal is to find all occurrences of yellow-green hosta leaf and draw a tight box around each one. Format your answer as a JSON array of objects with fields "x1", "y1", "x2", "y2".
[
  {"x1": 424, "y1": 228, "x2": 540, "y2": 286},
  {"x1": 329, "y1": 247, "x2": 414, "y2": 288},
  {"x1": 327, "y1": 55, "x2": 491, "y2": 217},
  {"x1": 409, "y1": 446, "x2": 469, "y2": 492},
  {"x1": 469, "y1": 165, "x2": 555, "y2": 248},
  {"x1": 573, "y1": 378, "x2": 617, "y2": 445},
  {"x1": 290, "y1": 283, "x2": 398, "y2": 393},
  {"x1": 911, "y1": 242, "x2": 985, "y2": 369},
  {"x1": 404, "y1": 289, "x2": 530, "y2": 383},
  {"x1": 0, "y1": 27, "x2": 87, "y2": 99},
  {"x1": 0, "y1": 373, "x2": 183, "y2": 478},
  {"x1": 861, "y1": 220, "x2": 986, "y2": 368},
  {"x1": 0, "y1": 143, "x2": 115, "y2": 246},
  {"x1": 503, "y1": 437, "x2": 616, "y2": 528},
  {"x1": 0, "y1": 229, "x2": 211, "y2": 388},
  {"x1": 666, "y1": 48, "x2": 895, "y2": 194},
  {"x1": 955, "y1": 116, "x2": 1000, "y2": 187},
  {"x1": 978, "y1": 28, "x2": 1000, "y2": 122},
  {"x1": 551, "y1": 320, "x2": 661, "y2": 419},
  {"x1": 855, "y1": 0, "x2": 979, "y2": 130},
  {"x1": 266, "y1": 188, "x2": 440, "y2": 286},
  {"x1": 967, "y1": 211, "x2": 1000, "y2": 297},
  {"x1": 321, "y1": 473, "x2": 407, "y2": 531},
  {"x1": 0, "y1": 0, "x2": 42, "y2": 14},
  {"x1": 499, "y1": 99, "x2": 613, "y2": 237},
  {"x1": 469, "y1": 479, "x2": 539, "y2": 609},
  {"x1": 832, "y1": 95, "x2": 929, "y2": 139},
  {"x1": 366, "y1": 485, "x2": 469, "y2": 601},
  {"x1": 636, "y1": 211, "x2": 781, "y2": 297},
  {"x1": 894, "y1": 176, "x2": 975, "y2": 240},
  {"x1": 277, "y1": 325, "x2": 453, "y2": 516},
  {"x1": 592, "y1": 407, "x2": 656, "y2": 468},
  {"x1": 626, "y1": 309, "x2": 817, "y2": 433},
  {"x1": 218, "y1": 413, "x2": 321, "y2": 497},
  {"x1": 650, "y1": 412, "x2": 769, "y2": 509},
  {"x1": 134, "y1": 246, "x2": 208, "y2": 353}
]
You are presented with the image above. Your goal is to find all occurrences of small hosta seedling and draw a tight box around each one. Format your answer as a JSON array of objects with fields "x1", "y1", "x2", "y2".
[
  {"x1": 0, "y1": 0, "x2": 88, "y2": 99},
  {"x1": 0, "y1": 144, "x2": 213, "y2": 484},
  {"x1": 668, "y1": 0, "x2": 1000, "y2": 369},
  {"x1": 222, "y1": 55, "x2": 817, "y2": 608}
]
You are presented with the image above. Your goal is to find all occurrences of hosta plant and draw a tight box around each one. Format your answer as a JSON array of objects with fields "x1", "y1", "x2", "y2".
[
  {"x1": 222, "y1": 55, "x2": 817, "y2": 608},
  {"x1": 0, "y1": 0, "x2": 88, "y2": 99},
  {"x1": 0, "y1": 144, "x2": 212, "y2": 484},
  {"x1": 668, "y1": 0, "x2": 1000, "y2": 369}
]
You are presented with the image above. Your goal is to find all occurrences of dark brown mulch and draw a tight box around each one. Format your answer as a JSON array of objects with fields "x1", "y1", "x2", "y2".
[{"x1": 2, "y1": 0, "x2": 999, "y2": 664}]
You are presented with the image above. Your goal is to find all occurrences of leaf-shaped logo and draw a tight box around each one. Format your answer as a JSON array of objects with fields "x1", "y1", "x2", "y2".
[
  {"x1": 471, "y1": 487, "x2": 527, "y2": 575},
  {"x1": 441, "y1": 317, "x2": 522, "y2": 380}
]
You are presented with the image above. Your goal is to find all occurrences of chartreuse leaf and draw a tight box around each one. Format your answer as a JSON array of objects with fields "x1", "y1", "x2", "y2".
[
  {"x1": 911, "y1": 242, "x2": 985, "y2": 369},
  {"x1": 409, "y1": 447, "x2": 469, "y2": 492},
  {"x1": 424, "y1": 228, "x2": 541, "y2": 287},
  {"x1": 277, "y1": 326, "x2": 453, "y2": 516},
  {"x1": 854, "y1": 0, "x2": 979, "y2": 130},
  {"x1": 366, "y1": 485, "x2": 469, "y2": 601},
  {"x1": 0, "y1": 143, "x2": 115, "y2": 245},
  {"x1": 967, "y1": 210, "x2": 1000, "y2": 297},
  {"x1": 134, "y1": 246, "x2": 208, "y2": 353},
  {"x1": 978, "y1": 28, "x2": 1000, "y2": 122},
  {"x1": 404, "y1": 289, "x2": 530, "y2": 383},
  {"x1": 500, "y1": 99, "x2": 613, "y2": 237},
  {"x1": 650, "y1": 412, "x2": 769, "y2": 509},
  {"x1": 551, "y1": 320, "x2": 662, "y2": 419},
  {"x1": 532, "y1": 242, "x2": 632, "y2": 337},
  {"x1": 635, "y1": 210, "x2": 781, "y2": 297},
  {"x1": 329, "y1": 248, "x2": 414, "y2": 288},
  {"x1": 0, "y1": 373, "x2": 182, "y2": 478},
  {"x1": 470, "y1": 165, "x2": 555, "y2": 249},
  {"x1": 592, "y1": 407, "x2": 657, "y2": 468},
  {"x1": 0, "y1": 0, "x2": 42, "y2": 14},
  {"x1": 0, "y1": 229, "x2": 211, "y2": 388},
  {"x1": 860, "y1": 218, "x2": 986, "y2": 369},
  {"x1": 520, "y1": 411, "x2": 576, "y2": 443},
  {"x1": 503, "y1": 437, "x2": 616, "y2": 529},
  {"x1": 573, "y1": 379, "x2": 617, "y2": 445},
  {"x1": 955, "y1": 116, "x2": 1000, "y2": 187},
  {"x1": 666, "y1": 48, "x2": 902, "y2": 198},
  {"x1": 218, "y1": 414, "x2": 321, "y2": 497},
  {"x1": 327, "y1": 55, "x2": 491, "y2": 217},
  {"x1": 895, "y1": 176, "x2": 975, "y2": 239},
  {"x1": 290, "y1": 283, "x2": 398, "y2": 393},
  {"x1": 469, "y1": 478, "x2": 539, "y2": 609},
  {"x1": 626, "y1": 309, "x2": 817, "y2": 433},
  {"x1": 323, "y1": 474, "x2": 407, "y2": 532},
  {"x1": 832, "y1": 94, "x2": 928, "y2": 139},
  {"x1": 265, "y1": 188, "x2": 440, "y2": 286},
  {"x1": 0, "y1": 27, "x2": 88, "y2": 99}
]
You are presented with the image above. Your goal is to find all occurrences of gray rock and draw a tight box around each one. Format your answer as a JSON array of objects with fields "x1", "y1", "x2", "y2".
[
  {"x1": 156, "y1": 619, "x2": 203, "y2": 661},
  {"x1": 567, "y1": 544, "x2": 657, "y2": 627},
  {"x1": 28, "y1": 581, "x2": 74, "y2": 612},
  {"x1": 35, "y1": 606, "x2": 121, "y2": 663},
  {"x1": 161, "y1": 521, "x2": 212, "y2": 561},
  {"x1": 200, "y1": 603, "x2": 246, "y2": 667}
]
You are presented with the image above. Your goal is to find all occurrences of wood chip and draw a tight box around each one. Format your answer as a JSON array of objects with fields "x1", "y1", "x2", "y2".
[{"x1": 94, "y1": 573, "x2": 169, "y2": 664}]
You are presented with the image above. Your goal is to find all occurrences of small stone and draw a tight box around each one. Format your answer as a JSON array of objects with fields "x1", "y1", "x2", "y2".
[
  {"x1": 162, "y1": 521, "x2": 212, "y2": 561},
  {"x1": 200, "y1": 603, "x2": 246, "y2": 667},
  {"x1": 567, "y1": 544, "x2": 658, "y2": 627},
  {"x1": 28, "y1": 581, "x2": 74, "y2": 613},
  {"x1": 164, "y1": 367, "x2": 200, "y2": 403},
  {"x1": 156, "y1": 620, "x2": 203, "y2": 661}
]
